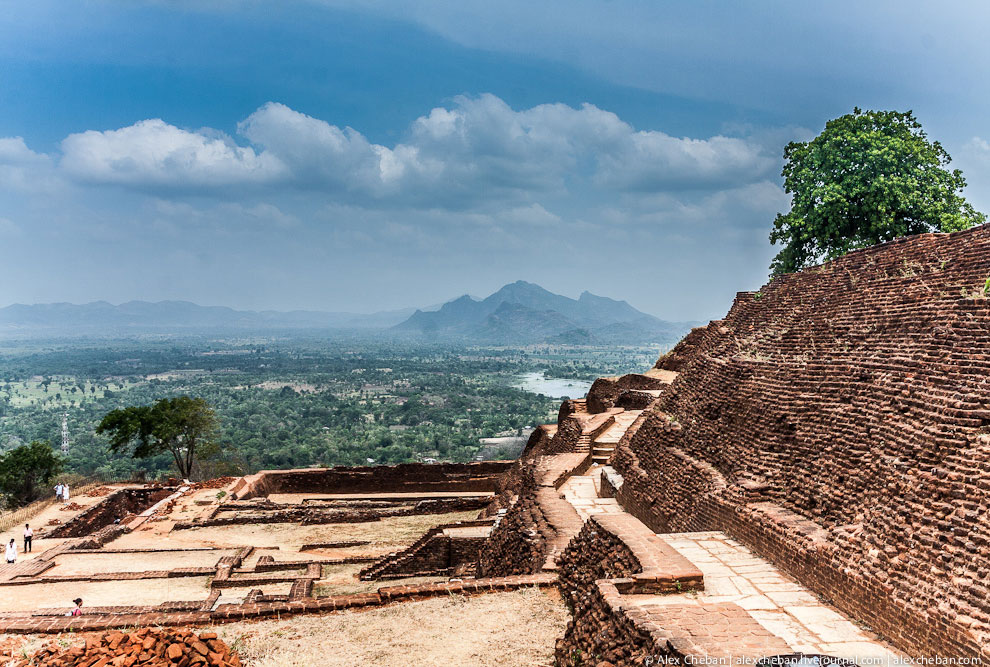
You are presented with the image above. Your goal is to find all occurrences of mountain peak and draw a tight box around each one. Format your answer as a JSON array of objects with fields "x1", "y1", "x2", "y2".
[{"x1": 395, "y1": 281, "x2": 692, "y2": 344}]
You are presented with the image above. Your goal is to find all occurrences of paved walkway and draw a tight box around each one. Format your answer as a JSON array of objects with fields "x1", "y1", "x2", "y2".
[
  {"x1": 558, "y1": 464, "x2": 625, "y2": 521},
  {"x1": 554, "y1": 465, "x2": 903, "y2": 664},
  {"x1": 650, "y1": 532, "x2": 902, "y2": 662}
]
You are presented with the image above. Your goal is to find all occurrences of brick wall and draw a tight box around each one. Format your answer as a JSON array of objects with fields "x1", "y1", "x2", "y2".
[
  {"x1": 231, "y1": 461, "x2": 513, "y2": 499},
  {"x1": 478, "y1": 467, "x2": 549, "y2": 576},
  {"x1": 610, "y1": 225, "x2": 990, "y2": 659},
  {"x1": 359, "y1": 519, "x2": 492, "y2": 580},
  {"x1": 45, "y1": 488, "x2": 172, "y2": 538}
]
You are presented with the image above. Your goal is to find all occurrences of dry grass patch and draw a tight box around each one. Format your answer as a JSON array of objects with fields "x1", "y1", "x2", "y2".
[
  {"x1": 216, "y1": 587, "x2": 567, "y2": 667},
  {"x1": 313, "y1": 563, "x2": 444, "y2": 596}
]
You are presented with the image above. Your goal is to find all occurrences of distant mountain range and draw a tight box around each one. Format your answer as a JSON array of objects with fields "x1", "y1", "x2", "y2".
[
  {"x1": 0, "y1": 300, "x2": 420, "y2": 333},
  {"x1": 0, "y1": 282, "x2": 698, "y2": 344},
  {"x1": 394, "y1": 281, "x2": 697, "y2": 344}
]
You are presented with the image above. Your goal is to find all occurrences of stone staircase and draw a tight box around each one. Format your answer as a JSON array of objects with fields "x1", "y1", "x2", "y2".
[{"x1": 590, "y1": 410, "x2": 642, "y2": 463}]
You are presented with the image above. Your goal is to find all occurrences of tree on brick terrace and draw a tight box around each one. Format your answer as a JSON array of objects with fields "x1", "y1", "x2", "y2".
[
  {"x1": 96, "y1": 396, "x2": 218, "y2": 480},
  {"x1": 0, "y1": 440, "x2": 63, "y2": 507},
  {"x1": 769, "y1": 108, "x2": 986, "y2": 275}
]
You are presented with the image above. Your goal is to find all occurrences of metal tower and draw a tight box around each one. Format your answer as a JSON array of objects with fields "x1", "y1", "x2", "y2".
[{"x1": 61, "y1": 412, "x2": 69, "y2": 453}]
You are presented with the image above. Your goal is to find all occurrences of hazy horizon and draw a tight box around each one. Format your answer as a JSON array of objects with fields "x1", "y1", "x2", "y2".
[
  {"x1": 0, "y1": 280, "x2": 690, "y2": 323},
  {"x1": 3, "y1": 2, "x2": 990, "y2": 322}
]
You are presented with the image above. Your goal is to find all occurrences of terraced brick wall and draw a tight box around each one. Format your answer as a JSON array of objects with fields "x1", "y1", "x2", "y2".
[{"x1": 612, "y1": 225, "x2": 990, "y2": 659}]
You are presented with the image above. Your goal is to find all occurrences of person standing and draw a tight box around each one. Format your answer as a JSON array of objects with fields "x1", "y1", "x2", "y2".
[
  {"x1": 62, "y1": 483, "x2": 70, "y2": 505},
  {"x1": 54, "y1": 482, "x2": 63, "y2": 502},
  {"x1": 23, "y1": 524, "x2": 32, "y2": 553},
  {"x1": 5, "y1": 539, "x2": 16, "y2": 564}
]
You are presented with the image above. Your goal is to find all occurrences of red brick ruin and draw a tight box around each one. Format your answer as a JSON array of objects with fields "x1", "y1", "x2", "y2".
[{"x1": 3, "y1": 225, "x2": 989, "y2": 664}]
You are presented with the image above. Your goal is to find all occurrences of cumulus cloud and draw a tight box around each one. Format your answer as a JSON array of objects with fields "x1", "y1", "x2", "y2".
[
  {"x1": 54, "y1": 94, "x2": 777, "y2": 207},
  {"x1": 238, "y1": 103, "x2": 389, "y2": 191},
  {"x1": 0, "y1": 136, "x2": 59, "y2": 194},
  {"x1": 0, "y1": 137, "x2": 48, "y2": 165},
  {"x1": 60, "y1": 119, "x2": 284, "y2": 188}
]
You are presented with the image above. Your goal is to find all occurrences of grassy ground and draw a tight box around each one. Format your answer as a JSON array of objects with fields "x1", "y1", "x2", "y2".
[{"x1": 215, "y1": 587, "x2": 568, "y2": 667}]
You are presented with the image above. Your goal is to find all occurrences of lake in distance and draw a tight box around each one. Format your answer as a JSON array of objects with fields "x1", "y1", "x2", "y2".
[{"x1": 513, "y1": 372, "x2": 593, "y2": 399}]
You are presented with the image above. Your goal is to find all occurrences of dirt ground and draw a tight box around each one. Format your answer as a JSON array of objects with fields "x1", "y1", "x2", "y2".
[
  {"x1": 214, "y1": 587, "x2": 569, "y2": 667},
  {"x1": 0, "y1": 487, "x2": 126, "y2": 562},
  {"x1": 112, "y1": 510, "x2": 480, "y2": 555},
  {"x1": 46, "y1": 549, "x2": 233, "y2": 575},
  {"x1": 0, "y1": 576, "x2": 212, "y2": 612},
  {"x1": 314, "y1": 563, "x2": 445, "y2": 596}
]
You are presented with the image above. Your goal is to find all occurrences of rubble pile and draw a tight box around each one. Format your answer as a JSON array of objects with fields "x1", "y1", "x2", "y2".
[{"x1": 18, "y1": 628, "x2": 241, "y2": 667}]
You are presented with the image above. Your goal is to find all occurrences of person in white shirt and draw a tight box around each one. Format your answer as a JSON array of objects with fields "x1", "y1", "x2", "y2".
[
  {"x1": 54, "y1": 483, "x2": 63, "y2": 501},
  {"x1": 23, "y1": 524, "x2": 32, "y2": 553},
  {"x1": 62, "y1": 484, "x2": 70, "y2": 504},
  {"x1": 5, "y1": 539, "x2": 16, "y2": 564}
]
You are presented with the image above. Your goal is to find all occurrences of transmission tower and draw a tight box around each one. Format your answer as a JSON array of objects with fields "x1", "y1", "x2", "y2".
[{"x1": 61, "y1": 412, "x2": 69, "y2": 453}]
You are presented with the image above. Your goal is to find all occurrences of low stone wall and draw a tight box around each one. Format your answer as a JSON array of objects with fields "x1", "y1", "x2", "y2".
[
  {"x1": 44, "y1": 488, "x2": 173, "y2": 538},
  {"x1": 556, "y1": 517, "x2": 641, "y2": 613},
  {"x1": 586, "y1": 374, "x2": 669, "y2": 413},
  {"x1": 477, "y1": 468, "x2": 549, "y2": 576},
  {"x1": 0, "y1": 573, "x2": 557, "y2": 634},
  {"x1": 359, "y1": 519, "x2": 493, "y2": 580},
  {"x1": 556, "y1": 579, "x2": 666, "y2": 667},
  {"x1": 477, "y1": 456, "x2": 585, "y2": 577},
  {"x1": 175, "y1": 496, "x2": 490, "y2": 530},
  {"x1": 230, "y1": 462, "x2": 512, "y2": 500},
  {"x1": 554, "y1": 516, "x2": 706, "y2": 667}
]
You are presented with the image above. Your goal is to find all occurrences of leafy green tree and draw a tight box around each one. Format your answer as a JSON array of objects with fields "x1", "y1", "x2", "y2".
[
  {"x1": 770, "y1": 108, "x2": 985, "y2": 275},
  {"x1": 0, "y1": 440, "x2": 63, "y2": 507},
  {"x1": 96, "y1": 396, "x2": 218, "y2": 479}
]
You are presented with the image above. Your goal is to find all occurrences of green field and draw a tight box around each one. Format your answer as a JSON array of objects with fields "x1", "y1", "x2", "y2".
[{"x1": 0, "y1": 337, "x2": 658, "y2": 479}]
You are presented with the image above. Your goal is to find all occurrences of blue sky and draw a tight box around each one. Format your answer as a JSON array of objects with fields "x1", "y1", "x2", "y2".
[{"x1": 2, "y1": 0, "x2": 989, "y2": 321}]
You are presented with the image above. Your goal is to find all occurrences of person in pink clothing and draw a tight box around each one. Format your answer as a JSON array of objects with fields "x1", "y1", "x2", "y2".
[{"x1": 67, "y1": 598, "x2": 83, "y2": 616}]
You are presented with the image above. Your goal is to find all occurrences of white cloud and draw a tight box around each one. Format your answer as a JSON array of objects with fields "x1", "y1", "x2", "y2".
[
  {"x1": 0, "y1": 137, "x2": 48, "y2": 165},
  {"x1": 60, "y1": 119, "x2": 284, "y2": 188},
  {"x1": 596, "y1": 132, "x2": 774, "y2": 191},
  {"x1": 52, "y1": 95, "x2": 777, "y2": 208},
  {"x1": 0, "y1": 137, "x2": 56, "y2": 193},
  {"x1": 238, "y1": 103, "x2": 389, "y2": 191}
]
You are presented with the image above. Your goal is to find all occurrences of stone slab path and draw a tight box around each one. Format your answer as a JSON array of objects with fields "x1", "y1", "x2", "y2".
[
  {"x1": 558, "y1": 464, "x2": 626, "y2": 521},
  {"x1": 553, "y1": 461, "x2": 904, "y2": 664},
  {"x1": 655, "y1": 532, "x2": 902, "y2": 662}
]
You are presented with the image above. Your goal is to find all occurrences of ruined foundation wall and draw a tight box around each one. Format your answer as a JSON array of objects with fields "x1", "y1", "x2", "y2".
[
  {"x1": 231, "y1": 461, "x2": 512, "y2": 499},
  {"x1": 46, "y1": 488, "x2": 172, "y2": 538},
  {"x1": 612, "y1": 225, "x2": 990, "y2": 658},
  {"x1": 477, "y1": 455, "x2": 586, "y2": 576},
  {"x1": 477, "y1": 467, "x2": 549, "y2": 576}
]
